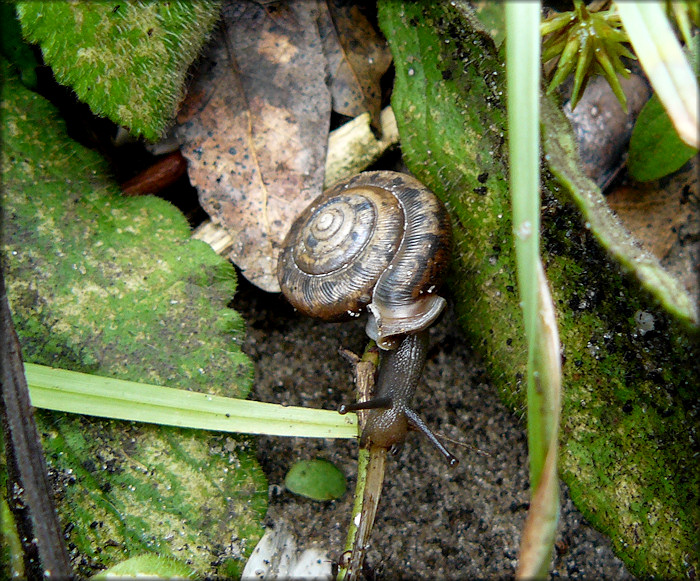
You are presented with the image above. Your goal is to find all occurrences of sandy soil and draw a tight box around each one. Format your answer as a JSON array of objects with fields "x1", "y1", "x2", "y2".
[{"x1": 233, "y1": 277, "x2": 634, "y2": 580}]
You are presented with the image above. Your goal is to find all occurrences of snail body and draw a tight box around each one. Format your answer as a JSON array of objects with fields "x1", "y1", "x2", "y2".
[{"x1": 278, "y1": 171, "x2": 456, "y2": 464}]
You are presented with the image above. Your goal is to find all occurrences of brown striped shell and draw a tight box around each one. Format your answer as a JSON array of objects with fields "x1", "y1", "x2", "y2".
[{"x1": 277, "y1": 171, "x2": 452, "y2": 349}]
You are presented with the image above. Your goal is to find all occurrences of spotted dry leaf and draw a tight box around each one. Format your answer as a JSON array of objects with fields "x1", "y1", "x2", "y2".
[
  {"x1": 319, "y1": 0, "x2": 393, "y2": 131},
  {"x1": 176, "y1": 0, "x2": 331, "y2": 292},
  {"x1": 606, "y1": 160, "x2": 697, "y2": 262}
]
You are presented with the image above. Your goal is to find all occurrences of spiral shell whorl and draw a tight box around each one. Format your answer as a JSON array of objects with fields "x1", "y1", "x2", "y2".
[
  {"x1": 277, "y1": 171, "x2": 451, "y2": 347},
  {"x1": 365, "y1": 174, "x2": 452, "y2": 347}
]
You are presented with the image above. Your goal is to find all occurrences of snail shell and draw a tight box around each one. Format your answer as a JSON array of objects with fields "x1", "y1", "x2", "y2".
[{"x1": 277, "y1": 171, "x2": 452, "y2": 349}]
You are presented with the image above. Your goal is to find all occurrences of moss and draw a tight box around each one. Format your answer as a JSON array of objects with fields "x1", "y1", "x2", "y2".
[
  {"x1": 1, "y1": 58, "x2": 266, "y2": 576},
  {"x1": 378, "y1": 1, "x2": 699, "y2": 577},
  {"x1": 16, "y1": 1, "x2": 222, "y2": 140}
]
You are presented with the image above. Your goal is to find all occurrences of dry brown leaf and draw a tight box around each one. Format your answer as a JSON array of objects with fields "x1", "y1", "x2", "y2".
[
  {"x1": 607, "y1": 157, "x2": 699, "y2": 303},
  {"x1": 176, "y1": 1, "x2": 331, "y2": 292},
  {"x1": 192, "y1": 107, "x2": 399, "y2": 258},
  {"x1": 319, "y1": 0, "x2": 393, "y2": 131},
  {"x1": 606, "y1": 161, "x2": 696, "y2": 261}
]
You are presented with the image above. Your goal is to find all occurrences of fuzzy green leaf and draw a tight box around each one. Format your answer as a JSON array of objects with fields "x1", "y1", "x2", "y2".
[
  {"x1": 540, "y1": 97, "x2": 697, "y2": 325},
  {"x1": 378, "y1": 1, "x2": 699, "y2": 577},
  {"x1": 0, "y1": 3, "x2": 39, "y2": 88},
  {"x1": 1, "y1": 57, "x2": 265, "y2": 577},
  {"x1": 92, "y1": 554, "x2": 195, "y2": 579},
  {"x1": 16, "y1": 0, "x2": 222, "y2": 140}
]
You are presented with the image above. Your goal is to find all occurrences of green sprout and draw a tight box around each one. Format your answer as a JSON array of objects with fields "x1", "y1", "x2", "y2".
[{"x1": 542, "y1": 0, "x2": 635, "y2": 112}]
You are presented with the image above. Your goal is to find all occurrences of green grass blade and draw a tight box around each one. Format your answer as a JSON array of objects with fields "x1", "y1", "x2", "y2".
[
  {"x1": 506, "y1": 2, "x2": 540, "y2": 363},
  {"x1": 506, "y1": 3, "x2": 562, "y2": 578},
  {"x1": 25, "y1": 363, "x2": 358, "y2": 439}
]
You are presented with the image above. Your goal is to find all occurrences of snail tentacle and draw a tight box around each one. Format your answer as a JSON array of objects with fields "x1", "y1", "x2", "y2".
[
  {"x1": 353, "y1": 331, "x2": 456, "y2": 463},
  {"x1": 405, "y1": 408, "x2": 458, "y2": 466}
]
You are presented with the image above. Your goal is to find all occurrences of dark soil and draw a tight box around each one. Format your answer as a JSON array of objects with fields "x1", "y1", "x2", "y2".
[{"x1": 233, "y1": 276, "x2": 634, "y2": 580}]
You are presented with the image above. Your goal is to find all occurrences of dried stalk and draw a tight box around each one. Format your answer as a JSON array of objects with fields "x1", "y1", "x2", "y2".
[{"x1": 336, "y1": 345, "x2": 388, "y2": 581}]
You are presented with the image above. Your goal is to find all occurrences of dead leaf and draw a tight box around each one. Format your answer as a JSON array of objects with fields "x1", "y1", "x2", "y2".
[
  {"x1": 192, "y1": 106, "x2": 400, "y2": 258},
  {"x1": 319, "y1": 0, "x2": 392, "y2": 131},
  {"x1": 606, "y1": 160, "x2": 696, "y2": 261},
  {"x1": 607, "y1": 157, "x2": 699, "y2": 303},
  {"x1": 120, "y1": 151, "x2": 187, "y2": 197},
  {"x1": 176, "y1": 0, "x2": 331, "y2": 292}
]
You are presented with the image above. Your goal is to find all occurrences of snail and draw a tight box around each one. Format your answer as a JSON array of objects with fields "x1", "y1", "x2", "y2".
[{"x1": 277, "y1": 171, "x2": 457, "y2": 465}]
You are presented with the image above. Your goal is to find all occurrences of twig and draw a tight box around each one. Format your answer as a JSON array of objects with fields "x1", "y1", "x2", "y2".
[
  {"x1": 0, "y1": 264, "x2": 73, "y2": 579},
  {"x1": 120, "y1": 150, "x2": 188, "y2": 197}
]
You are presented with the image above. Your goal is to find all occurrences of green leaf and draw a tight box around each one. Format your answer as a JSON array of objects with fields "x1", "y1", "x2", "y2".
[
  {"x1": 25, "y1": 363, "x2": 358, "y2": 439},
  {"x1": 627, "y1": 94, "x2": 698, "y2": 181},
  {"x1": 92, "y1": 554, "x2": 195, "y2": 579},
  {"x1": 505, "y1": 5, "x2": 561, "y2": 576},
  {"x1": 1, "y1": 57, "x2": 265, "y2": 577},
  {"x1": 16, "y1": 0, "x2": 222, "y2": 140},
  {"x1": 0, "y1": 497, "x2": 24, "y2": 579},
  {"x1": 628, "y1": 42, "x2": 699, "y2": 182},
  {"x1": 616, "y1": 3, "x2": 698, "y2": 148},
  {"x1": 540, "y1": 96, "x2": 697, "y2": 326},
  {"x1": 285, "y1": 459, "x2": 347, "y2": 501},
  {"x1": 378, "y1": 1, "x2": 699, "y2": 578},
  {"x1": 472, "y1": 2, "x2": 505, "y2": 47}
]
